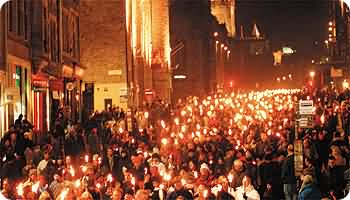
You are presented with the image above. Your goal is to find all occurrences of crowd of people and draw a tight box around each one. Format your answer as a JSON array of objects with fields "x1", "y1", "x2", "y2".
[{"x1": 0, "y1": 87, "x2": 349, "y2": 200}]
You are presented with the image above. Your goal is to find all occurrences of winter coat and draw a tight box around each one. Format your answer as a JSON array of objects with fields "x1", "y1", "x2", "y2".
[{"x1": 298, "y1": 183, "x2": 321, "y2": 200}]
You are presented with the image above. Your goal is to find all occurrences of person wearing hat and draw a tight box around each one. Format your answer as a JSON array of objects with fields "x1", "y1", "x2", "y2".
[{"x1": 195, "y1": 163, "x2": 214, "y2": 187}]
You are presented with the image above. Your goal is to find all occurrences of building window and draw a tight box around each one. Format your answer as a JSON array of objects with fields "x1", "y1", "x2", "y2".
[
  {"x1": 50, "y1": 21, "x2": 59, "y2": 63},
  {"x1": 62, "y1": 13, "x2": 69, "y2": 53},
  {"x1": 17, "y1": 0, "x2": 23, "y2": 36},
  {"x1": 8, "y1": 0, "x2": 14, "y2": 32},
  {"x1": 24, "y1": 0, "x2": 28, "y2": 40},
  {"x1": 73, "y1": 15, "x2": 79, "y2": 58},
  {"x1": 43, "y1": 6, "x2": 49, "y2": 53}
]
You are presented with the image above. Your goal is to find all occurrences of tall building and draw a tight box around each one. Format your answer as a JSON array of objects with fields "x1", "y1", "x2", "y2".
[
  {"x1": 169, "y1": 0, "x2": 213, "y2": 101},
  {"x1": 210, "y1": 0, "x2": 236, "y2": 37},
  {"x1": 321, "y1": 0, "x2": 350, "y2": 85},
  {"x1": 80, "y1": 0, "x2": 128, "y2": 113},
  {"x1": 0, "y1": 0, "x2": 32, "y2": 135},
  {"x1": 0, "y1": 0, "x2": 82, "y2": 136},
  {"x1": 31, "y1": 0, "x2": 82, "y2": 130},
  {"x1": 126, "y1": 0, "x2": 172, "y2": 107}
]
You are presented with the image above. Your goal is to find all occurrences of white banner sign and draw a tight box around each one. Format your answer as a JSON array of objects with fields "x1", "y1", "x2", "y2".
[{"x1": 299, "y1": 100, "x2": 313, "y2": 115}]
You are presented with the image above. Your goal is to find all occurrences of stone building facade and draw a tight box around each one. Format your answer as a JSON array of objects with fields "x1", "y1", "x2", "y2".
[
  {"x1": 0, "y1": 0, "x2": 82, "y2": 136},
  {"x1": 80, "y1": 0, "x2": 128, "y2": 112}
]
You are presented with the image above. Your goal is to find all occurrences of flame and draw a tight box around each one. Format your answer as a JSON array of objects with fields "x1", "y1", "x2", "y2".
[
  {"x1": 131, "y1": 176, "x2": 136, "y2": 185},
  {"x1": 320, "y1": 114, "x2": 325, "y2": 124},
  {"x1": 161, "y1": 138, "x2": 168, "y2": 145},
  {"x1": 181, "y1": 178, "x2": 186, "y2": 186},
  {"x1": 107, "y1": 174, "x2": 113, "y2": 183},
  {"x1": 31, "y1": 181, "x2": 40, "y2": 193},
  {"x1": 69, "y1": 166, "x2": 75, "y2": 177},
  {"x1": 81, "y1": 165, "x2": 87, "y2": 173},
  {"x1": 228, "y1": 173, "x2": 233, "y2": 183},
  {"x1": 16, "y1": 182, "x2": 24, "y2": 196},
  {"x1": 161, "y1": 120, "x2": 166, "y2": 128},
  {"x1": 74, "y1": 179, "x2": 81, "y2": 188},
  {"x1": 60, "y1": 188, "x2": 69, "y2": 200},
  {"x1": 194, "y1": 171, "x2": 198, "y2": 178}
]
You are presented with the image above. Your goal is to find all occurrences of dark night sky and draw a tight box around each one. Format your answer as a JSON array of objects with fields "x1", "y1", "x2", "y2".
[{"x1": 236, "y1": 0, "x2": 330, "y2": 59}]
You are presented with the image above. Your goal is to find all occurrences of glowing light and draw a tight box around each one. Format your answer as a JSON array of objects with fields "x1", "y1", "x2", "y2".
[
  {"x1": 161, "y1": 120, "x2": 166, "y2": 128},
  {"x1": 203, "y1": 190, "x2": 208, "y2": 198},
  {"x1": 161, "y1": 138, "x2": 168, "y2": 145},
  {"x1": 69, "y1": 166, "x2": 75, "y2": 177},
  {"x1": 320, "y1": 114, "x2": 325, "y2": 124},
  {"x1": 309, "y1": 71, "x2": 315, "y2": 78},
  {"x1": 16, "y1": 183, "x2": 24, "y2": 196},
  {"x1": 74, "y1": 180, "x2": 81, "y2": 188},
  {"x1": 194, "y1": 171, "x2": 198, "y2": 178},
  {"x1": 174, "y1": 118, "x2": 179, "y2": 125},
  {"x1": 131, "y1": 176, "x2": 136, "y2": 185},
  {"x1": 31, "y1": 181, "x2": 40, "y2": 193},
  {"x1": 181, "y1": 178, "x2": 186, "y2": 186},
  {"x1": 228, "y1": 173, "x2": 233, "y2": 183},
  {"x1": 60, "y1": 188, "x2": 69, "y2": 200}
]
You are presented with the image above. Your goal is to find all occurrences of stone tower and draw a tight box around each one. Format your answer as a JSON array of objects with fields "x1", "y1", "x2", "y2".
[
  {"x1": 126, "y1": 0, "x2": 171, "y2": 106},
  {"x1": 210, "y1": 0, "x2": 236, "y2": 37}
]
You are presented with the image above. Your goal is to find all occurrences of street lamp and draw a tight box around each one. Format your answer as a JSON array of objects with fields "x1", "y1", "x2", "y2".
[{"x1": 213, "y1": 32, "x2": 218, "y2": 37}]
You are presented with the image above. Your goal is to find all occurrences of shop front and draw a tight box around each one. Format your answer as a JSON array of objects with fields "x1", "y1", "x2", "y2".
[
  {"x1": 50, "y1": 79, "x2": 64, "y2": 128},
  {"x1": 62, "y1": 64, "x2": 84, "y2": 123},
  {"x1": 32, "y1": 73, "x2": 49, "y2": 132}
]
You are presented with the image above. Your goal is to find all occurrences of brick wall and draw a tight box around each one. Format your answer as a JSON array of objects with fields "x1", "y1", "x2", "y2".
[{"x1": 80, "y1": 0, "x2": 127, "y2": 84}]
